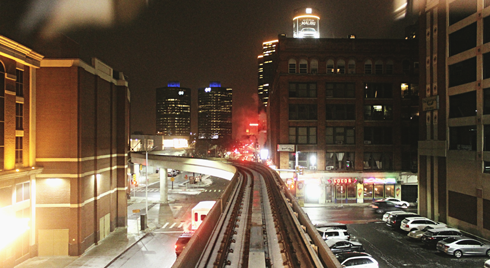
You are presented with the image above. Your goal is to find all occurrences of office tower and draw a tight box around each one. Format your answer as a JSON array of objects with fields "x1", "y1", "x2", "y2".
[
  {"x1": 198, "y1": 82, "x2": 232, "y2": 140},
  {"x1": 156, "y1": 82, "x2": 191, "y2": 136}
]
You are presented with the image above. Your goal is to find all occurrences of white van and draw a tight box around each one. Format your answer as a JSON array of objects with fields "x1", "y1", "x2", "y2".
[{"x1": 191, "y1": 201, "x2": 216, "y2": 230}]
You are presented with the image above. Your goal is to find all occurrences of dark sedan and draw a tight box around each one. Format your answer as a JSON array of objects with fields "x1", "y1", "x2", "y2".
[{"x1": 326, "y1": 238, "x2": 364, "y2": 254}]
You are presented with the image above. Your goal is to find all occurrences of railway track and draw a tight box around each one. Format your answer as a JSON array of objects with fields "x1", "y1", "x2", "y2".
[{"x1": 172, "y1": 161, "x2": 341, "y2": 268}]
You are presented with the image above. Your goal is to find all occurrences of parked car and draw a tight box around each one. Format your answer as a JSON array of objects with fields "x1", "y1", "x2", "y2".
[
  {"x1": 387, "y1": 212, "x2": 419, "y2": 229},
  {"x1": 326, "y1": 238, "x2": 364, "y2": 254},
  {"x1": 437, "y1": 237, "x2": 490, "y2": 258},
  {"x1": 380, "y1": 198, "x2": 410, "y2": 207},
  {"x1": 421, "y1": 228, "x2": 463, "y2": 248},
  {"x1": 314, "y1": 222, "x2": 348, "y2": 230},
  {"x1": 382, "y1": 211, "x2": 410, "y2": 223},
  {"x1": 175, "y1": 232, "x2": 193, "y2": 256},
  {"x1": 371, "y1": 200, "x2": 403, "y2": 214},
  {"x1": 335, "y1": 252, "x2": 379, "y2": 267},
  {"x1": 400, "y1": 217, "x2": 446, "y2": 232},
  {"x1": 485, "y1": 259, "x2": 490, "y2": 268},
  {"x1": 317, "y1": 227, "x2": 351, "y2": 241},
  {"x1": 407, "y1": 225, "x2": 446, "y2": 240}
]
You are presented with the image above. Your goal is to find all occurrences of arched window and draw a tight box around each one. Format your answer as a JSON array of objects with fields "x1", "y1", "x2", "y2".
[
  {"x1": 386, "y1": 60, "x2": 394, "y2": 74},
  {"x1": 299, "y1": 59, "x2": 308, "y2": 74},
  {"x1": 337, "y1": 59, "x2": 345, "y2": 74},
  {"x1": 310, "y1": 59, "x2": 318, "y2": 74},
  {"x1": 348, "y1": 59, "x2": 356, "y2": 74},
  {"x1": 364, "y1": 60, "x2": 372, "y2": 74},
  {"x1": 327, "y1": 59, "x2": 334, "y2": 74},
  {"x1": 375, "y1": 60, "x2": 383, "y2": 74},
  {"x1": 288, "y1": 59, "x2": 297, "y2": 74},
  {"x1": 402, "y1": 60, "x2": 410, "y2": 74}
]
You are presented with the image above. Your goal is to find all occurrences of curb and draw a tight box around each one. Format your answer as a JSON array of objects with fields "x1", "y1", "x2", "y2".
[{"x1": 103, "y1": 232, "x2": 149, "y2": 268}]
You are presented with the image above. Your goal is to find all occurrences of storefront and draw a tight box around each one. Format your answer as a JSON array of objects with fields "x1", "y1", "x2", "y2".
[{"x1": 327, "y1": 177, "x2": 401, "y2": 204}]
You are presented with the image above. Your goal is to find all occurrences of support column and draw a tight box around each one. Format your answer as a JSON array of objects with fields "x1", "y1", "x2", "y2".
[{"x1": 160, "y1": 168, "x2": 168, "y2": 204}]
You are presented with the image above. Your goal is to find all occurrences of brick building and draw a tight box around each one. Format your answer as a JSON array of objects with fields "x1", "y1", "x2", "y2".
[
  {"x1": 35, "y1": 57, "x2": 130, "y2": 256},
  {"x1": 266, "y1": 34, "x2": 419, "y2": 204},
  {"x1": 0, "y1": 35, "x2": 43, "y2": 268}
]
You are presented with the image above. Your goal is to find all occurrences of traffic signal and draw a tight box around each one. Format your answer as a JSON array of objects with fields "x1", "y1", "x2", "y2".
[{"x1": 346, "y1": 160, "x2": 351, "y2": 168}]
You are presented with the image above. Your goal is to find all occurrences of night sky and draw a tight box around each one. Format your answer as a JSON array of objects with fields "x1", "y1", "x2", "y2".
[{"x1": 1, "y1": 0, "x2": 416, "y2": 140}]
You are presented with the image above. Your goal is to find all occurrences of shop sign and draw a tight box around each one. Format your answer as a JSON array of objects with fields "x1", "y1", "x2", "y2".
[
  {"x1": 422, "y1": 95, "x2": 439, "y2": 111},
  {"x1": 363, "y1": 177, "x2": 397, "y2": 184},
  {"x1": 277, "y1": 144, "x2": 295, "y2": 152}
]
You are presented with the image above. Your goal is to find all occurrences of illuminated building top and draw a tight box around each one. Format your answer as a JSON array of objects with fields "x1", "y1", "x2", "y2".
[{"x1": 293, "y1": 7, "x2": 320, "y2": 39}]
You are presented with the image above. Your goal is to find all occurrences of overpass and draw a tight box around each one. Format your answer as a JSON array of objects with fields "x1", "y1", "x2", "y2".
[{"x1": 130, "y1": 153, "x2": 342, "y2": 267}]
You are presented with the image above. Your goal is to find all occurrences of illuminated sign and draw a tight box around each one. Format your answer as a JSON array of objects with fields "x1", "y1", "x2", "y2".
[
  {"x1": 277, "y1": 144, "x2": 295, "y2": 152},
  {"x1": 363, "y1": 177, "x2": 397, "y2": 184},
  {"x1": 329, "y1": 178, "x2": 358, "y2": 184},
  {"x1": 209, "y1": 81, "x2": 221, "y2": 87},
  {"x1": 178, "y1": 91, "x2": 184, "y2": 95},
  {"x1": 205, "y1": 87, "x2": 211, "y2": 93},
  {"x1": 293, "y1": 14, "x2": 320, "y2": 38},
  {"x1": 168, "y1": 81, "x2": 180, "y2": 87}
]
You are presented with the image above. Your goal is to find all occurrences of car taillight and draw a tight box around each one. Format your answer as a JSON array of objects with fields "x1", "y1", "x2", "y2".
[
  {"x1": 372, "y1": 205, "x2": 378, "y2": 208},
  {"x1": 444, "y1": 245, "x2": 449, "y2": 249},
  {"x1": 405, "y1": 224, "x2": 409, "y2": 228},
  {"x1": 175, "y1": 245, "x2": 178, "y2": 249}
]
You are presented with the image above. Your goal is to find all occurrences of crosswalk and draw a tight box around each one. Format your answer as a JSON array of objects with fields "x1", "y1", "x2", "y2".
[{"x1": 202, "y1": 189, "x2": 222, "y2": 193}]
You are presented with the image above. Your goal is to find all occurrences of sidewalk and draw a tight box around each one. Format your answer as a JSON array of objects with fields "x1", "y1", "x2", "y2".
[{"x1": 15, "y1": 173, "x2": 212, "y2": 268}]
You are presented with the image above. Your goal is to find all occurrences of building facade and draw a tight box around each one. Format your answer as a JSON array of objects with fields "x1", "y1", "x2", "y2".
[
  {"x1": 0, "y1": 35, "x2": 43, "y2": 268},
  {"x1": 266, "y1": 35, "x2": 419, "y2": 204},
  {"x1": 35, "y1": 57, "x2": 130, "y2": 257},
  {"x1": 155, "y1": 82, "x2": 191, "y2": 136},
  {"x1": 258, "y1": 40, "x2": 278, "y2": 110},
  {"x1": 418, "y1": 0, "x2": 490, "y2": 240},
  {"x1": 198, "y1": 82, "x2": 232, "y2": 140}
]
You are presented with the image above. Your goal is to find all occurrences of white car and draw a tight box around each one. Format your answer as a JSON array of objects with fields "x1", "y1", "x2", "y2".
[
  {"x1": 485, "y1": 259, "x2": 490, "y2": 268},
  {"x1": 407, "y1": 225, "x2": 446, "y2": 240},
  {"x1": 381, "y1": 198, "x2": 409, "y2": 207},
  {"x1": 317, "y1": 227, "x2": 351, "y2": 241},
  {"x1": 335, "y1": 252, "x2": 379, "y2": 268},
  {"x1": 382, "y1": 211, "x2": 410, "y2": 222},
  {"x1": 400, "y1": 217, "x2": 446, "y2": 232}
]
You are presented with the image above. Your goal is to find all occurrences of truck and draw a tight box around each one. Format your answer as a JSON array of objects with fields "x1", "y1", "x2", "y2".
[{"x1": 191, "y1": 201, "x2": 216, "y2": 230}]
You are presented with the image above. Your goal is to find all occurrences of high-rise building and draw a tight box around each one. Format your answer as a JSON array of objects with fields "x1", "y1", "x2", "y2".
[
  {"x1": 156, "y1": 82, "x2": 191, "y2": 136},
  {"x1": 198, "y1": 82, "x2": 232, "y2": 139},
  {"x1": 266, "y1": 34, "x2": 419, "y2": 205},
  {"x1": 418, "y1": 0, "x2": 490, "y2": 240},
  {"x1": 258, "y1": 40, "x2": 278, "y2": 110}
]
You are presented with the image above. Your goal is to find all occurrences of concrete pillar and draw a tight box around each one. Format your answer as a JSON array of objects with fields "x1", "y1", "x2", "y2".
[{"x1": 160, "y1": 168, "x2": 168, "y2": 204}]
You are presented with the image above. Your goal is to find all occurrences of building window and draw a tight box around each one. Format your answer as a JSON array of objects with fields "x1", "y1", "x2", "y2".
[
  {"x1": 450, "y1": 125, "x2": 476, "y2": 151},
  {"x1": 363, "y1": 152, "x2": 392, "y2": 170},
  {"x1": 364, "y1": 83, "x2": 393, "y2": 98},
  {"x1": 484, "y1": 53, "x2": 490, "y2": 80},
  {"x1": 401, "y1": 151, "x2": 418, "y2": 172},
  {"x1": 484, "y1": 88, "x2": 490, "y2": 114},
  {"x1": 449, "y1": 23, "x2": 477, "y2": 56},
  {"x1": 289, "y1": 127, "x2": 316, "y2": 144},
  {"x1": 325, "y1": 152, "x2": 355, "y2": 170},
  {"x1": 364, "y1": 127, "x2": 392, "y2": 145},
  {"x1": 327, "y1": 59, "x2": 334, "y2": 74},
  {"x1": 310, "y1": 59, "x2": 318, "y2": 74},
  {"x1": 15, "y1": 137, "x2": 22, "y2": 164},
  {"x1": 16, "y1": 69, "x2": 23, "y2": 97},
  {"x1": 364, "y1": 105, "x2": 393, "y2": 120},
  {"x1": 299, "y1": 59, "x2": 308, "y2": 74},
  {"x1": 288, "y1": 59, "x2": 297, "y2": 73},
  {"x1": 16, "y1": 182, "x2": 30, "y2": 202},
  {"x1": 326, "y1": 82, "x2": 355, "y2": 98},
  {"x1": 364, "y1": 60, "x2": 372, "y2": 74},
  {"x1": 289, "y1": 82, "x2": 317, "y2": 98},
  {"x1": 485, "y1": 16, "x2": 490, "y2": 44},
  {"x1": 347, "y1": 59, "x2": 356, "y2": 74},
  {"x1": 450, "y1": 57, "x2": 476, "y2": 87},
  {"x1": 386, "y1": 60, "x2": 394, "y2": 74},
  {"x1": 289, "y1": 152, "x2": 317, "y2": 169},
  {"x1": 16, "y1": 103, "x2": 23, "y2": 130},
  {"x1": 401, "y1": 126, "x2": 418, "y2": 145},
  {"x1": 289, "y1": 104, "x2": 317, "y2": 120},
  {"x1": 484, "y1": 125, "x2": 490, "y2": 151},
  {"x1": 449, "y1": 0, "x2": 477, "y2": 26},
  {"x1": 402, "y1": 60, "x2": 410, "y2": 74},
  {"x1": 326, "y1": 127, "x2": 355, "y2": 144},
  {"x1": 449, "y1": 91, "x2": 476, "y2": 118},
  {"x1": 337, "y1": 59, "x2": 345, "y2": 74},
  {"x1": 375, "y1": 60, "x2": 383, "y2": 74},
  {"x1": 401, "y1": 83, "x2": 419, "y2": 99},
  {"x1": 326, "y1": 104, "x2": 356, "y2": 120}
]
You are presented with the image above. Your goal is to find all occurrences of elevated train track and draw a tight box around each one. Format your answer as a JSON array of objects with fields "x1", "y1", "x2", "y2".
[{"x1": 170, "y1": 161, "x2": 341, "y2": 268}]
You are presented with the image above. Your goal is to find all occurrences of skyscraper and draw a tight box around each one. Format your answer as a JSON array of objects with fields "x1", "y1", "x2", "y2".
[
  {"x1": 198, "y1": 82, "x2": 232, "y2": 139},
  {"x1": 258, "y1": 40, "x2": 278, "y2": 110},
  {"x1": 155, "y1": 82, "x2": 191, "y2": 136}
]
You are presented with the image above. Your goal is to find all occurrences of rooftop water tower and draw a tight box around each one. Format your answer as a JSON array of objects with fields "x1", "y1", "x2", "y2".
[{"x1": 293, "y1": 7, "x2": 320, "y2": 38}]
